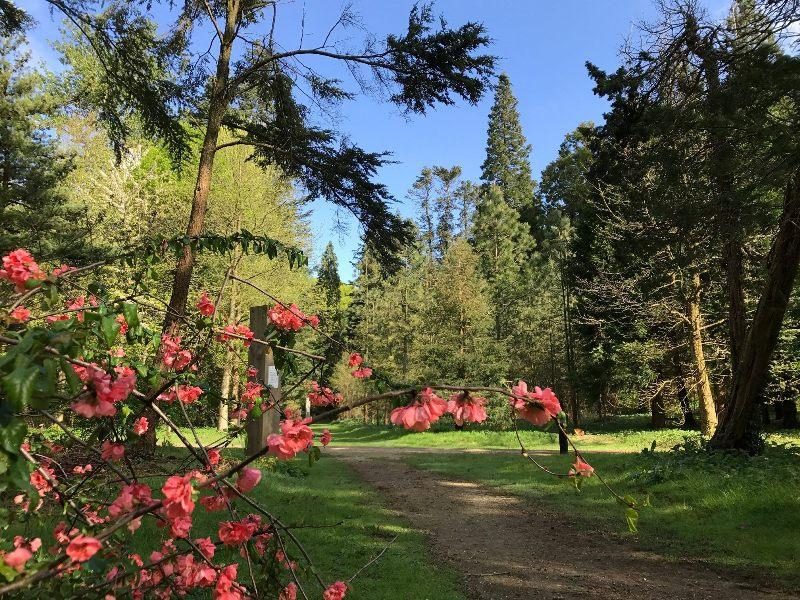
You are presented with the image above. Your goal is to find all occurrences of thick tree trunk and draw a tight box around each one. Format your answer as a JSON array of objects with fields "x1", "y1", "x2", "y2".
[
  {"x1": 687, "y1": 271, "x2": 718, "y2": 437},
  {"x1": 710, "y1": 171, "x2": 800, "y2": 451}
]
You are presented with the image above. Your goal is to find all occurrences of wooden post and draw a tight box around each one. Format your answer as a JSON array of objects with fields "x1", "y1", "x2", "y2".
[
  {"x1": 245, "y1": 306, "x2": 280, "y2": 457},
  {"x1": 558, "y1": 413, "x2": 569, "y2": 455}
]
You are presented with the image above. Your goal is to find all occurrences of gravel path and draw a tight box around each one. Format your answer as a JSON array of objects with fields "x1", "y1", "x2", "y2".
[{"x1": 331, "y1": 446, "x2": 798, "y2": 600}]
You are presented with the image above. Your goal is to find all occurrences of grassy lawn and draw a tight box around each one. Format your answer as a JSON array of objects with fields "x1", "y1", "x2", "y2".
[
  {"x1": 14, "y1": 451, "x2": 464, "y2": 600},
  {"x1": 312, "y1": 416, "x2": 800, "y2": 453},
  {"x1": 315, "y1": 417, "x2": 701, "y2": 452},
  {"x1": 404, "y1": 445, "x2": 800, "y2": 588}
]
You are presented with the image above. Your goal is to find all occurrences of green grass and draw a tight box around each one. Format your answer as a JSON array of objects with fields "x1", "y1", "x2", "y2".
[
  {"x1": 315, "y1": 417, "x2": 702, "y2": 452},
  {"x1": 314, "y1": 416, "x2": 800, "y2": 453},
  {"x1": 403, "y1": 445, "x2": 800, "y2": 588},
  {"x1": 14, "y1": 451, "x2": 464, "y2": 600}
]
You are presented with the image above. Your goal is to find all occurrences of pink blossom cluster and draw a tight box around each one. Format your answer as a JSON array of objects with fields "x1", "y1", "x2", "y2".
[
  {"x1": 158, "y1": 384, "x2": 204, "y2": 405},
  {"x1": 307, "y1": 380, "x2": 343, "y2": 406},
  {"x1": 509, "y1": 381, "x2": 562, "y2": 426},
  {"x1": 267, "y1": 303, "x2": 319, "y2": 331},
  {"x1": 267, "y1": 416, "x2": 314, "y2": 459},
  {"x1": 216, "y1": 323, "x2": 254, "y2": 347},
  {"x1": 0, "y1": 249, "x2": 46, "y2": 292},
  {"x1": 196, "y1": 291, "x2": 215, "y2": 316},
  {"x1": 347, "y1": 352, "x2": 373, "y2": 379},
  {"x1": 160, "y1": 333, "x2": 193, "y2": 371},
  {"x1": 71, "y1": 364, "x2": 137, "y2": 418},
  {"x1": 390, "y1": 388, "x2": 448, "y2": 431},
  {"x1": 447, "y1": 392, "x2": 488, "y2": 426}
]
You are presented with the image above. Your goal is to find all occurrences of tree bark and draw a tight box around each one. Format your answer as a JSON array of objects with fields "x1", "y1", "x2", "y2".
[
  {"x1": 687, "y1": 271, "x2": 718, "y2": 437},
  {"x1": 676, "y1": 361, "x2": 700, "y2": 429},
  {"x1": 140, "y1": 6, "x2": 240, "y2": 452},
  {"x1": 710, "y1": 171, "x2": 800, "y2": 451},
  {"x1": 163, "y1": 15, "x2": 237, "y2": 329}
]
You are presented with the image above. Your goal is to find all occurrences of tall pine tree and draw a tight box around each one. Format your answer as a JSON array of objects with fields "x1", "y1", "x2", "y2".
[
  {"x1": 315, "y1": 242, "x2": 343, "y2": 385},
  {"x1": 480, "y1": 73, "x2": 539, "y2": 231}
]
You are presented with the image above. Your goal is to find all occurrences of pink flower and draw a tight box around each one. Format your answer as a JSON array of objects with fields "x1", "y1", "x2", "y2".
[
  {"x1": 71, "y1": 365, "x2": 137, "y2": 419},
  {"x1": 351, "y1": 366, "x2": 373, "y2": 379},
  {"x1": 169, "y1": 515, "x2": 192, "y2": 538},
  {"x1": 246, "y1": 366, "x2": 257, "y2": 378},
  {"x1": 199, "y1": 493, "x2": 227, "y2": 511},
  {"x1": 8, "y1": 306, "x2": 31, "y2": 323},
  {"x1": 568, "y1": 458, "x2": 594, "y2": 478},
  {"x1": 101, "y1": 441, "x2": 125, "y2": 462},
  {"x1": 347, "y1": 352, "x2": 363, "y2": 368},
  {"x1": 320, "y1": 429, "x2": 332, "y2": 447},
  {"x1": 52, "y1": 264, "x2": 75, "y2": 277},
  {"x1": 323, "y1": 581, "x2": 348, "y2": 600},
  {"x1": 267, "y1": 418, "x2": 314, "y2": 460},
  {"x1": 236, "y1": 468, "x2": 261, "y2": 493},
  {"x1": 195, "y1": 537, "x2": 215, "y2": 560},
  {"x1": 217, "y1": 324, "x2": 254, "y2": 347},
  {"x1": 509, "y1": 381, "x2": 562, "y2": 426},
  {"x1": 447, "y1": 392, "x2": 488, "y2": 426},
  {"x1": 207, "y1": 449, "x2": 221, "y2": 466},
  {"x1": 177, "y1": 385, "x2": 203, "y2": 404},
  {"x1": 162, "y1": 474, "x2": 195, "y2": 520},
  {"x1": 108, "y1": 483, "x2": 152, "y2": 526},
  {"x1": 3, "y1": 546, "x2": 33, "y2": 572},
  {"x1": 390, "y1": 388, "x2": 448, "y2": 431},
  {"x1": 30, "y1": 465, "x2": 55, "y2": 497},
  {"x1": 66, "y1": 535, "x2": 102, "y2": 563},
  {"x1": 160, "y1": 334, "x2": 193, "y2": 371},
  {"x1": 279, "y1": 582, "x2": 298, "y2": 600},
  {"x1": 242, "y1": 382, "x2": 264, "y2": 402},
  {"x1": 267, "y1": 303, "x2": 317, "y2": 332},
  {"x1": 132, "y1": 417, "x2": 149, "y2": 436},
  {"x1": 215, "y1": 564, "x2": 242, "y2": 600},
  {"x1": 116, "y1": 314, "x2": 128, "y2": 336},
  {"x1": 196, "y1": 291, "x2": 215, "y2": 317},
  {"x1": 72, "y1": 464, "x2": 93, "y2": 475},
  {"x1": 307, "y1": 381, "x2": 342, "y2": 406},
  {"x1": 0, "y1": 249, "x2": 46, "y2": 292},
  {"x1": 218, "y1": 519, "x2": 257, "y2": 546}
]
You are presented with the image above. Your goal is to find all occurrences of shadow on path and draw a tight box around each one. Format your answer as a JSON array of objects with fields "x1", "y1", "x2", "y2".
[{"x1": 333, "y1": 446, "x2": 798, "y2": 600}]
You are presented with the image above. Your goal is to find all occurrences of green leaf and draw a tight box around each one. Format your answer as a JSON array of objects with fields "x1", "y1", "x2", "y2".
[
  {"x1": 100, "y1": 316, "x2": 121, "y2": 347},
  {"x1": 2, "y1": 366, "x2": 38, "y2": 410},
  {"x1": 122, "y1": 302, "x2": 140, "y2": 329},
  {"x1": 61, "y1": 358, "x2": 82, "y2": 394},
  {"x1": 625, "y1": 508, "x2": 639, "y2": 533},
  {"x1": 0, "y1": 418, "x2": 26, "y2": 453}
]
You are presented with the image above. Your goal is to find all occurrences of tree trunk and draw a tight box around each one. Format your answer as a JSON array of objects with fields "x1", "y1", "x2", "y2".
[
  {"x1": 783, "y1": 400, "x2": 798, "y2": 428},
  {"x1": 163, "y1": 22, "x2": 236, "y2": 330},
  {"x1": 710, "y1": 171, "x2": 800, "y2": 451},
  {"x1": 687, "y1": 271, "x2": 718, "y2": 436},
  {"x1": 678, "y1": 366, "x2": 700, "y2": 429},
  {"x1": 651, "y1": 386, "x2": 668, "y2": 429},
  {"x1": 140, "y1": 7, "x2": 239, "y2": 452}
]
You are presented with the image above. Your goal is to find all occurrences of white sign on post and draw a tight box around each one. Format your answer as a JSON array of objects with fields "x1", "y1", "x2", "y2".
[{"x1": 267, "y1": 366, "x2": 280, "y2": 389}]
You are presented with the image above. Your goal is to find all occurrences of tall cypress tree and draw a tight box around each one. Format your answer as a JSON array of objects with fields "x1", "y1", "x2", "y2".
[
  {"x1": 317, "y1": 242, "x2": 342, "y2": 310},
  {"x1": 315, "y1": 242, "x2": 343, "y2": 385},
  {"x1": 480, "y1": 73, "x2": 539, "y2": 229}
]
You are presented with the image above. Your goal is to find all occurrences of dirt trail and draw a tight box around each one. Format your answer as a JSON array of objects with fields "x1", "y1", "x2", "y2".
[{"x1": 330, "y1": 446, "x2": 798, "y2": 600}]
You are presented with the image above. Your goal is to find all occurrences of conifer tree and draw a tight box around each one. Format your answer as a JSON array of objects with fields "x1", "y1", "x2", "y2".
[
  {"x1": 0, "y1": 37, "x2": 83, "y2": 259},
  {"x1": 480, "y1": 73, "x2": 539, "y2": 229}
]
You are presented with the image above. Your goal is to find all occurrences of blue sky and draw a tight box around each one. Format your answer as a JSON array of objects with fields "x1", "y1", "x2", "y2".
[{"x1": 24, "y1": 0, "x2": 727, "y2": 281}]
